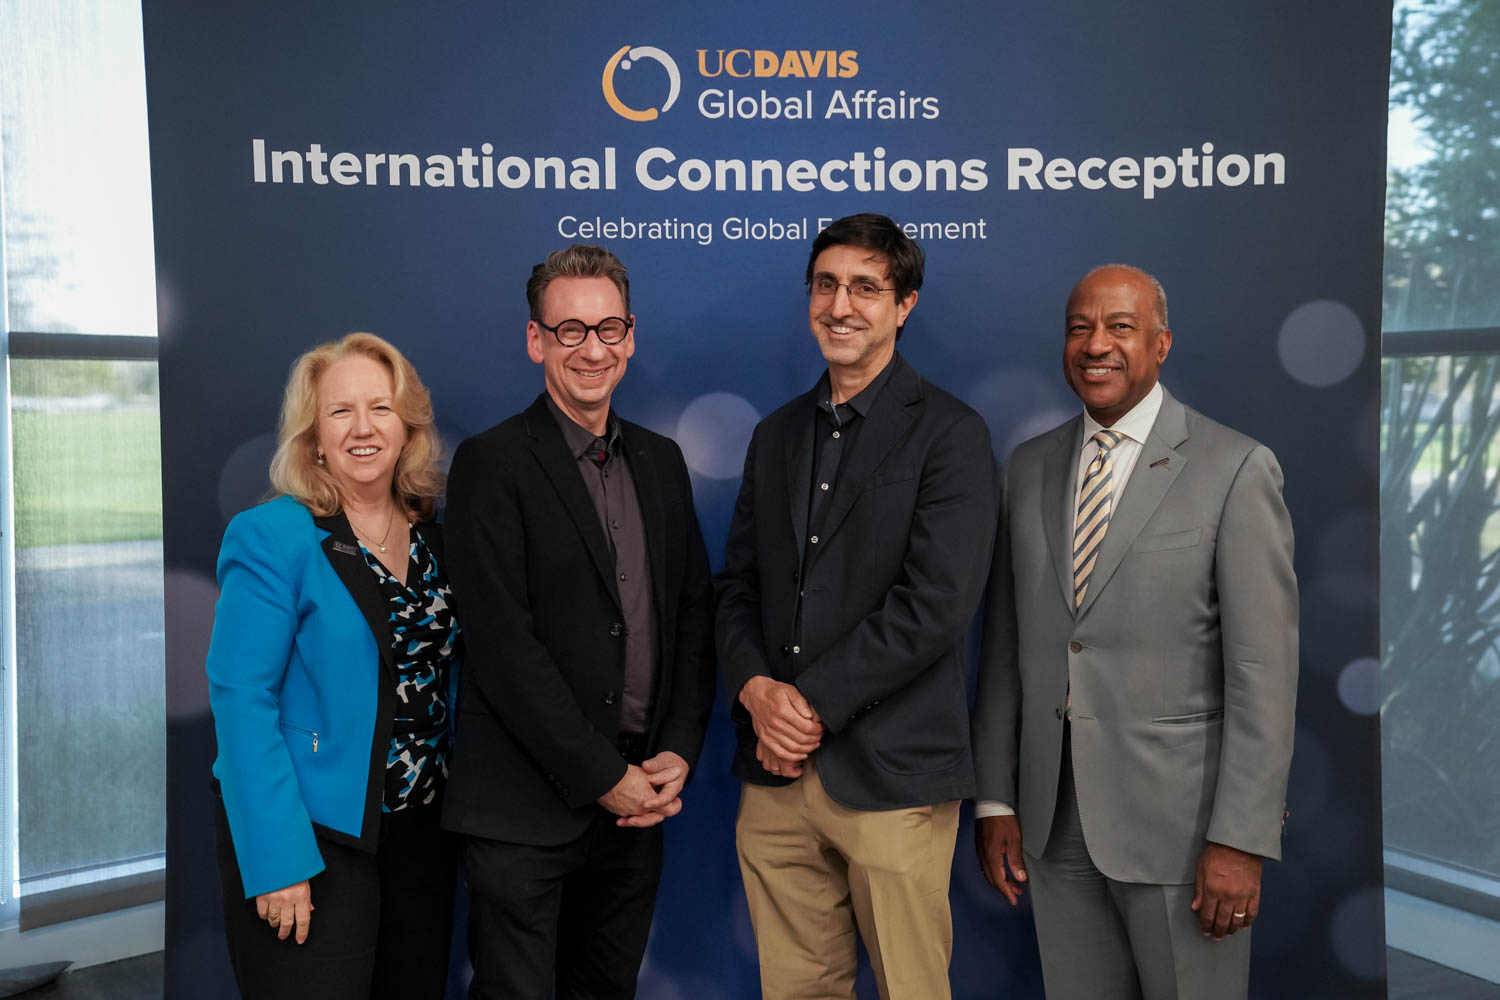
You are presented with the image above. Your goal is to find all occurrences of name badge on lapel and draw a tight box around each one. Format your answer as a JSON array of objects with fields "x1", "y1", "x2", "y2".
[{"x1": 331, "y1": 541, "x2": 359, "y2": 556}]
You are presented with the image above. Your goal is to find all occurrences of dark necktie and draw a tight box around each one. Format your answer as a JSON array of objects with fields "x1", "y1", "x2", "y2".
[{"x1": 588, "y1": 437, "x2": 610, "y2": 468}]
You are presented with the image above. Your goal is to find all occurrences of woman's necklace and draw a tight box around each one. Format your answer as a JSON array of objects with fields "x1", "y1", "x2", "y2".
[{"x1": 348, "y1": 505, "x2": 397, "y2": 552}]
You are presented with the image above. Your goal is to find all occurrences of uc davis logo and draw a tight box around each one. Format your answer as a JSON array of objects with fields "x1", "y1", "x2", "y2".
[{"x1": 602, "y1": 45, "x2": 681, "y2": 121}]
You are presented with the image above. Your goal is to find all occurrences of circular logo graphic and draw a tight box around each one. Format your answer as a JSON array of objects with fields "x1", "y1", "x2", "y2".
[{"x1": 602, "y1": 45, "x2": 681, "y2": 122}]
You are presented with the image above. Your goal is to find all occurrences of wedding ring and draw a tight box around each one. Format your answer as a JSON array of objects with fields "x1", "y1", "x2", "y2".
[{"x1": 1232, "y1": 911, "x2": 1247, "y2": 918}]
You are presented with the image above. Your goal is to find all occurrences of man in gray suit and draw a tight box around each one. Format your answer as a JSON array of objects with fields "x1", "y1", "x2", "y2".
[{"x1": 971, "y1": 264, "x2": 1298, "y2": 999}]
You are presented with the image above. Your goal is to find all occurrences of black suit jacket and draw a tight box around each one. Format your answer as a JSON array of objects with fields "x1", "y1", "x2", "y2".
[
  {"x1": 716, "y1": 353, "x2": 997, "y2": 810},
  {"x1": 441, "y1": 394, "x2": 716, "y2": 845}
]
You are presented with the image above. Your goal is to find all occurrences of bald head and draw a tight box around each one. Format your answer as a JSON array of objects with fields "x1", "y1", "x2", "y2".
[
  {"x1": 1073, "y1": 264, "x2": 1168, "y2": 334},
  {"x1": 1063, "y1": 264, "x2": 1173, "y2": 426}
]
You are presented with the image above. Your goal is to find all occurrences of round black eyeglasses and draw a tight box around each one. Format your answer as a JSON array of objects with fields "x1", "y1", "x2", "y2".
[{"x1": 537, "y1": 316, "x2": 633, "y2": 347}]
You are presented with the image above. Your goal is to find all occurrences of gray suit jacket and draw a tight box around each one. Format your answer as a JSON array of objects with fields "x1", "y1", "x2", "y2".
[{"x1": 971, "y1": 387, "x2": 1297, "y2": 884}]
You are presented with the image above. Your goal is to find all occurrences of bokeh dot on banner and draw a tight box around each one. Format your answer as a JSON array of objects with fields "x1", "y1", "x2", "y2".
[
  {"x1": 163, "y1": 568, "x2": 220, "y2": 718},
  {"x1": 1277, "y1": 300, "x2": 1366, "y2": 388},
  {"x1": 1337, "y1": 657, "x2": 1381, "y2": 716},
  {"x1": 1001, "y1": 409, "x2": 1078, "y2": 459},
  {"x1": 1329, "y1": 886, "x2": 1388, "y2": 981},
  {"x1": 967, "y1": 368, "x2": 1075, "y2": 458},
  {"x1": 635, "y1": 971, "x2": 733, "y2": 1000},
  {"x1": 218, "y1": 432, "x2": 278, "y2": 524},
  {"x1": 156, "y1": 270, "x2": 182, "y2": 340},
  {"x1": 1314, "y1": 569, "x2": 1379, "y2": 614},
  {"x1": 676, "y1": 392, "x2": 761, "y2": 480}
]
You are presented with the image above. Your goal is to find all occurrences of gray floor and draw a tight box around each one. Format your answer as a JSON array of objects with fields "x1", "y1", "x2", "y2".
[
  {"x1": 1387, "y1": 948, "x2": 1500, "y2": 999},
  {"x1": 5, "y1": 952, "x2": 161, "y2": 1000},
  {"x1": 8, "y1": 947, "x2": 1499, "y2": 998}
]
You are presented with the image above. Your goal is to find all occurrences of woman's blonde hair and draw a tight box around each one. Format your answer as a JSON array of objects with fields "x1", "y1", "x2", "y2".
[{"x1": 268, "y1": 332, "x2": 443, "y2": 519}]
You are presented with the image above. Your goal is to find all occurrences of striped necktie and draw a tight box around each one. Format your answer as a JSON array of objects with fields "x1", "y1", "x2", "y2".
[{"x1": 1073, "y1": 429, "x2": 1124, "y2": 608}]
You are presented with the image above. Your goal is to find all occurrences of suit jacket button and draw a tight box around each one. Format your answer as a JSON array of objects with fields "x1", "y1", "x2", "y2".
[
  {"x1": 1055, "y1": 707, "x2": 1064, "y2": 720},
  {"x1": 780, "y1": 644, "x2": 791, "y2": 656},
  {"x1": 610, "y1": 621, "x2": 624, "y2": 637},
  {"x1": 603, "y1": 690, "x2": 617, "y2": 705},
  {"x1": 1069, "y1": 640, "x2": 1083, "y2": 653},
  {"x1": 792, "y1": 571, "x2": 799, "y2": 582}
]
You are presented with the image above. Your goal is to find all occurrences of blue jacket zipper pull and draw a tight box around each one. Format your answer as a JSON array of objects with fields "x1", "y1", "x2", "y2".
[{"x1": 312, "y1": 733, "x2": 319, "y2": 753}]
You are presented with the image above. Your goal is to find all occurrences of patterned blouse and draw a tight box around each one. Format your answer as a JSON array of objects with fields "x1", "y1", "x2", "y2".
[{"x1": 359, "y1": 528, "x2": 460, "y2": 812}]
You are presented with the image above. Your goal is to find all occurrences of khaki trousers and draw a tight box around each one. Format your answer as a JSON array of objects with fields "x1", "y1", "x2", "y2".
[{"x1": 735, "y1": 757, "x2": 960, "y2": 1000}]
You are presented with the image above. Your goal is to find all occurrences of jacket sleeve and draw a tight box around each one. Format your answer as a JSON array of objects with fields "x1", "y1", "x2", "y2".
[
  {"x1": 714, "y1": 423, "x2": 775, "y2": 704},
  {"x1": 653, "y1": 442, "x2": 718, "y2": 772},
  {"x1": 206, "y1": 510, "x2": 325, "y2": 898},
  {"x1": 970, "y1": 461, "x2": 1021, "y2": 805},
  {"x1": 796, "y1": 409, "x2": 998, "y2": 732},
  {"x1": 1205, "y1": 444, "x2": 1299, "y2": 859},
  {"x1": 443, "y1": 436, "x2": 627, "y2": 808}
]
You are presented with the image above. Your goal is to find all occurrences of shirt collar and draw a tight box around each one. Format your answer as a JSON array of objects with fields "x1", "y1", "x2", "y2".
[
  {"x1": 1081, "y1": 381, "x2": 1164, "y2": 449},
  {"x1": 545, "y1": 393, "x2": 620, "y2": 460},
  {"x1": 816, "y1": 354, "x2": 896, "y2": 424}
]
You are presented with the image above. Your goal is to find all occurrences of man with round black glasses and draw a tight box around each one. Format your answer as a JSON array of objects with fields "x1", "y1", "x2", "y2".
[
  {"x1": 717, "y1": 214, "x2": 997, "y2": 998},
  {"x1": 443, "y1": 243, "x2": 716, "y2": 999}
]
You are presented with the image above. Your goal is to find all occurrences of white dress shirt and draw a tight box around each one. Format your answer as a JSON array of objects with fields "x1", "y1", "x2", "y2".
[{"x1": 975, "y1": 382, "x2": 1166, "y2": 820}]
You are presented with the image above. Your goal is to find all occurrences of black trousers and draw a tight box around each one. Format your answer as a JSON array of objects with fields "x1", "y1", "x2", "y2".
[
  {"x1": 216, "y1": 793, "x2": 458, "y2": 1000},
  {"x1": 463, "y1": 810, "x2": 664, "y2": 1000}
]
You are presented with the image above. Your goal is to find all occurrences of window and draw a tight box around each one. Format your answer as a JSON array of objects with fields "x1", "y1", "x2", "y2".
[
  {"x1": 1381, "y1": 0, "x2": 1500, "y2": 982},
  {"x1": 0, "y1": 0, "x2": 165, "y2": 934}
]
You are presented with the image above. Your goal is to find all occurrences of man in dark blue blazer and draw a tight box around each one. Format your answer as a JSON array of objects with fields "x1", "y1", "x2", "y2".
[
  {"x1": 716, "y1": 214, "x2": 997, "y2": 998},
  {"x1": 442, "y1": 245, "x2": 716, "y2": 1000}
]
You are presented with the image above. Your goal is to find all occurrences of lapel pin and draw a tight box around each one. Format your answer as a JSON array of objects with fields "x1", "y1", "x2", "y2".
[{"x1": 1149, "y1": 458, "x2": 1170, "y2": 469}]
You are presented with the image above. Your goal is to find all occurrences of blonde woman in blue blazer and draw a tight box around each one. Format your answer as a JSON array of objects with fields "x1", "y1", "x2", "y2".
[{"x1": 207, "y1": 332, "x2": 460, "y2": 999}]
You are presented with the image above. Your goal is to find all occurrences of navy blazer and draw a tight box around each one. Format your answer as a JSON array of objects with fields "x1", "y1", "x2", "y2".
[
  {"x1": 716, "y1": 353, "x2": 998, "y2": 810},
  {"x1": 207, "y1": 495, "x2": 449, "y2": 897},
  {"x1": 440, "y1": 394, "x2": 716, "y2": 845}
]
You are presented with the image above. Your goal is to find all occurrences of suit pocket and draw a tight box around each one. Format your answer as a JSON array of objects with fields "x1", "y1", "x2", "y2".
[
  {"x1": 280, "y1": 718, "x2": 321, "y2": 753},
  {"x1": 1151, "y1": 709, "x2": 1223, "y2": 726},
  {"x1": 867, "y1": 682, "x2": 969, "y2": 776},
  {"x1": 863, "y1": 466, "x2": 916, "y2": 491},
  {"x1": 1150, "y1": 710, "x2": 1224, "y2": 751},
  {"x1": 1130, "y1": 527, "x2": 1202, "y2": 553}
]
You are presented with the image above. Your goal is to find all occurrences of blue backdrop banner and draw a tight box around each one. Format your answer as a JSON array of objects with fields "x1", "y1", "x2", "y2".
[{"x1": 145, "y1": 2, "x2": 1391, "y2": 996}]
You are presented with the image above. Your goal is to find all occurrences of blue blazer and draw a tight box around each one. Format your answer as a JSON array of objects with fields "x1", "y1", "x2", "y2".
[{"x1": 207, "y1": 495, "x2": 446, "y2": 898}]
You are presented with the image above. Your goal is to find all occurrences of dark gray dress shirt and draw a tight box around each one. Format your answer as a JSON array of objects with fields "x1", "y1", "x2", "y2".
[{"x1": 546, "y1": 397, "x2": 658, "y2": 736}]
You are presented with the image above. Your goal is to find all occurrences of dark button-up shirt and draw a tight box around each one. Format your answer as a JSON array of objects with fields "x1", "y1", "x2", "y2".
[
  {"x1": 547, "y1": 396, "x2": 658, "y2": 735},
  {"x1": 793, "y1": 357, "x2": 896, "y2": 655}
]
